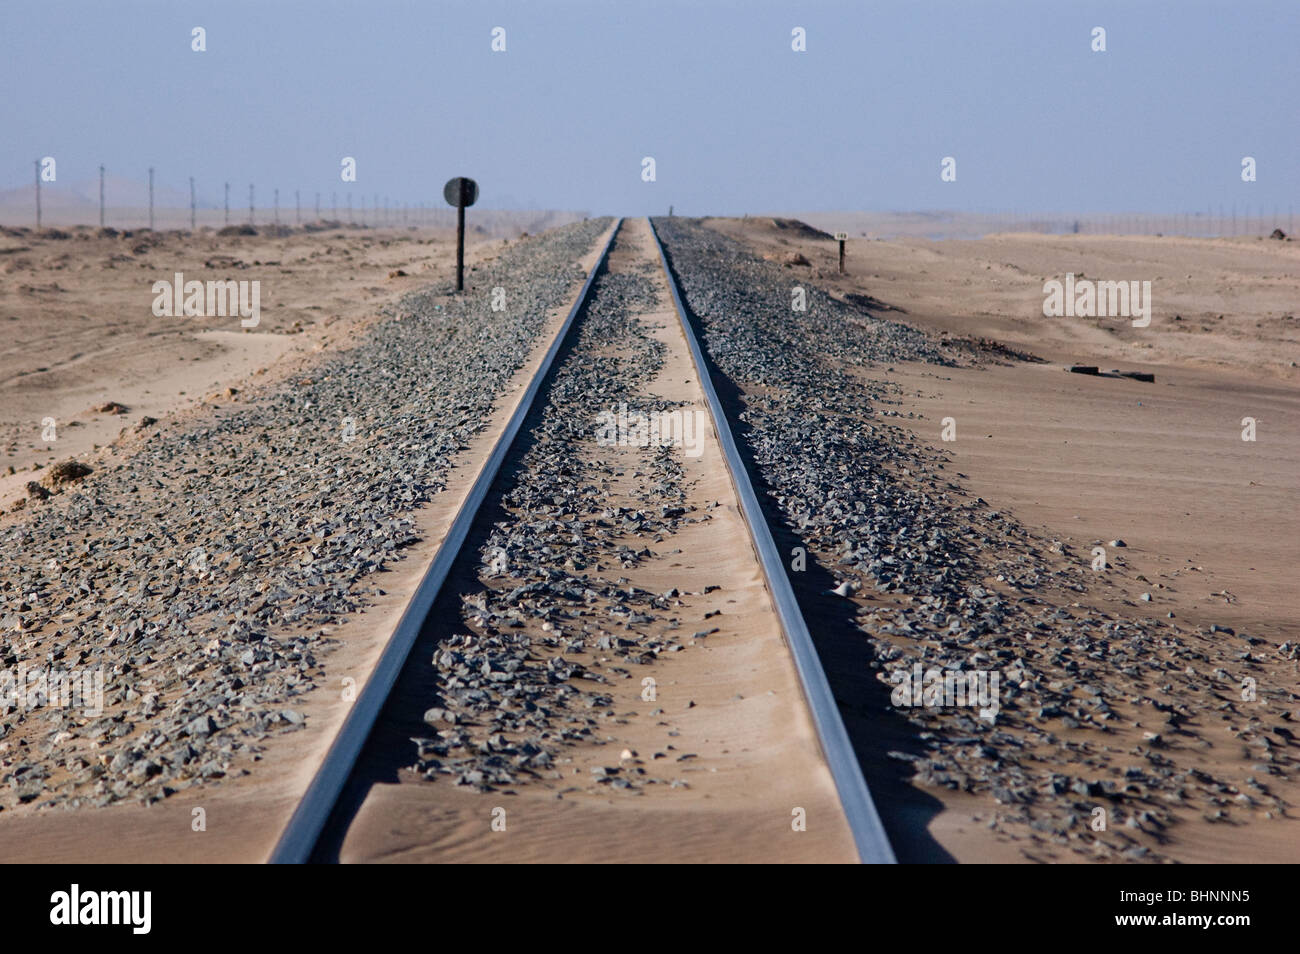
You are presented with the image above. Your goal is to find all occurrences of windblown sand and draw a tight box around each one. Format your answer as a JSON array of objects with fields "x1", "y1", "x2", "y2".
[
  {"x1": 0, "y1": 224, "x2": 516, "y2": 508},
  {"x1": 711, "y1": 217, "x2": 1300, "y2": 862},
  {"x1": 2, "y1": 215, "x2": 1295, "y2": 864}
]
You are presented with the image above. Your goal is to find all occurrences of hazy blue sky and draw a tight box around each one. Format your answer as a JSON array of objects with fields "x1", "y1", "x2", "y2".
[{"x1": 3, "y1": 0, "x2": 1296, "y2": 216}]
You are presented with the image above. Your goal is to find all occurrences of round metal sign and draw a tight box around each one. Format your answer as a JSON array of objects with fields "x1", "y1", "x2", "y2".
[{"x1": 443, "y1": 177, "x2": 479, "y2": 208}]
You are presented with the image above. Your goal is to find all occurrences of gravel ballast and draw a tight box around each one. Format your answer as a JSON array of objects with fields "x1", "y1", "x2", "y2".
[
  {"x1": 391, "y1": 234, "x2": 709, "y2": 794},
  {"x1": 651, "y1": 216, "x2": 1299, "y2": 862},
  {"x1": 0, "y1": 218, "x2": 611, "y2": 811}
]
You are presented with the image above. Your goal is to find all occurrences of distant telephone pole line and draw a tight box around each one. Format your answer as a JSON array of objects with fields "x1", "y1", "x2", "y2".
[
  {"x1": 295, "y1": 189, "x2": 300, "y2": 225},
  {"x1": 99, "y1": 165, "x2": 105, "y2": 227},
  {"x1": 34, "y1": 160, "x2": 41, "y2": 229},
  {"x1": 148, "y1": 167, "x2": 155, "y2": 229},
  {"x1": 189, "y1": 177, "x2": 196, "y2": 230},
  {"x1": 249, "y1": 184, "x2": 255, "y2": 225},
  {"x1": 224, "y1": 182, "x2": 230, "y2": 225},
  {"x1": 273, "y1": 187, "x2": 279, "y2": 225}
]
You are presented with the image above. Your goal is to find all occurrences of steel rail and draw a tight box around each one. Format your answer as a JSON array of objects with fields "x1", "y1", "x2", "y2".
[
  {"x1": 647, "y1": 217, "x2": 896, "y2": 864},
  {"x1": 268, "y1": 218, "x2": 623, "y2": 863}
]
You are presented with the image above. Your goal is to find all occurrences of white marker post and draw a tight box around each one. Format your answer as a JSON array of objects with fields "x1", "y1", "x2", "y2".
[{"x1": 835, "y1": 231, "x2": 848, "y2": 273}]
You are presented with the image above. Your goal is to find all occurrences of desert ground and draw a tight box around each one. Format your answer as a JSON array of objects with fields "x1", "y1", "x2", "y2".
[
  {"x1": 0, "y1": 215, "x2": 605, "y2": 860},
  {"x1": 0, "y1": 218, "x2": 579, "y2": 509},
  {"x1": 708, "y1": 215, "x2": 1299, "y2": 861},
  {"x1": 1, "y1": 212, "x2": 1295, "y2": 864}
]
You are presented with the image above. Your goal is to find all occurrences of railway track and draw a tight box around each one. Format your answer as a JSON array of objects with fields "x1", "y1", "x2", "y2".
[{"x1": 268, "y1": 217, "x2": 895, "y2": 864}]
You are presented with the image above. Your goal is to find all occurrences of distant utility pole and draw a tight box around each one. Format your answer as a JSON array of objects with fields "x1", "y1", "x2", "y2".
[
  {"x1": 189, "y1": 177, "x2": 196, "y2": 230},
  {"x1": 249, "y1": 184, "x2": 255, "y2": 225},
  {"x1": 274, "y1": 188, "x2": 279, "y2": 225},
  {"x1": 224, "y1": 182, "x2": 230, "y2": 225},
  {"x1": 34, "y1": 160, "x2": 41, "y2": 229},
  {"x1": 148, "y1": 167, "x2": 155, "y2": 229},
  {"x1": 347, "y1": 193, "x2": 352, "y2": 223},
  {"x1": 99, "y1": 165, "x2": 105, "y2": 227},
  {"x1": 295, "y1": 189, "x2": 300, "y2": 225},
  {"x1": 315, "y1": 192, "x2": 320, "y2": 219}
]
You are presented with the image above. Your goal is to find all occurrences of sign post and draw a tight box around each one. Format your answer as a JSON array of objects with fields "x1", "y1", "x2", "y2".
[
  {"x1": 443, "y1": 176, "x2": 479, "y2": 292},
  {"x1": 835, "y1": 232, "x2": 848, "y2": 273}
]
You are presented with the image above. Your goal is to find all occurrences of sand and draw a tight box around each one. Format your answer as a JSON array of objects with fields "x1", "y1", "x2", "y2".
[
  {"x1": 0, "y1": 218, "x2": 850, "y2": 865},
  {"x1": 3, "y1": 212, "x2": 1294, "y2": 864},
  {"x1": 332, "y1": 218, "x2": 854, "y2": 864},
  {"x1": 0, "y1": 224, "x2": 527, "y2": 509},
  {"x1": 709, "y1": 216, "x2": 1300, "y2": 862},
  {"x1": 0, "y1": 222, "x2": 606, "y2": 862}
]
